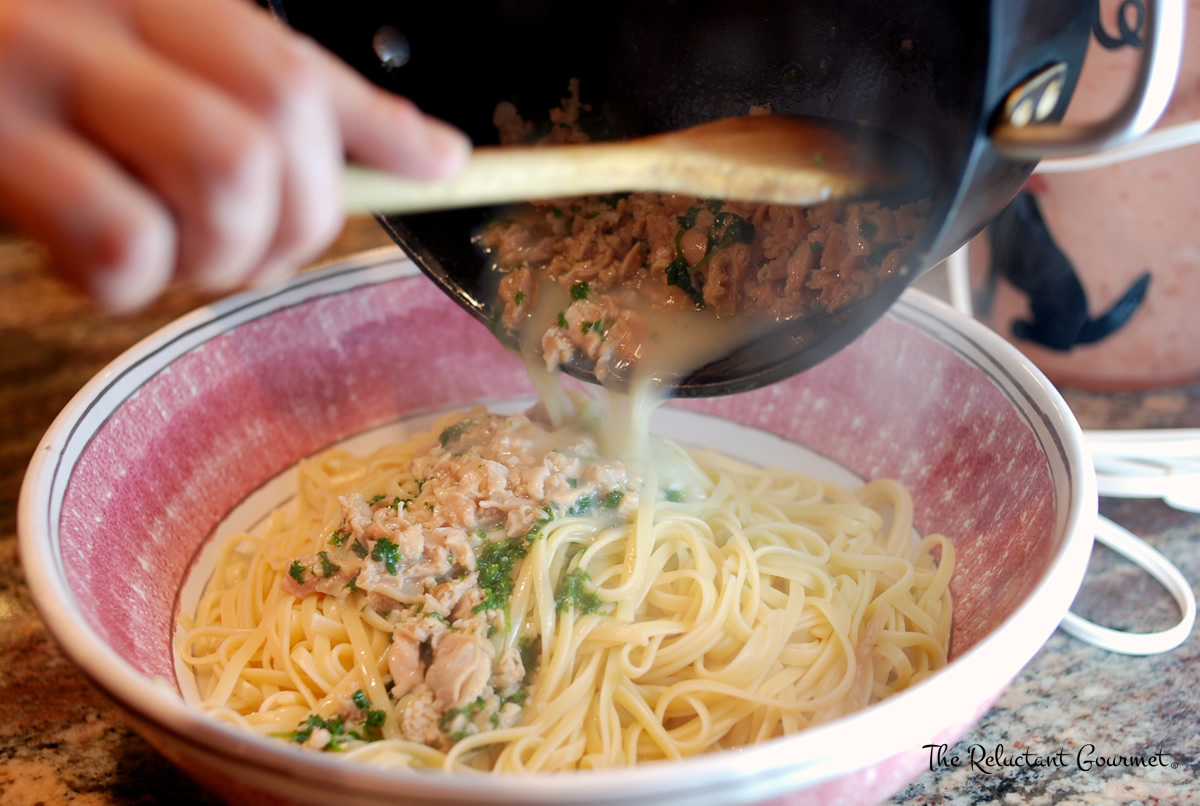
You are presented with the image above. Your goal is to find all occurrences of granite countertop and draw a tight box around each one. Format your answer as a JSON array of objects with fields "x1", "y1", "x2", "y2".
[{"x1": 1, "y1": 219, "x2": 1197, "y2": 805}]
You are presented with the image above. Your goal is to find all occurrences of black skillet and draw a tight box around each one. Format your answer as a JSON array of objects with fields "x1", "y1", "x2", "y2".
[{"x1": 260, "y1": 0, "x2": 1176, "y2": 396}]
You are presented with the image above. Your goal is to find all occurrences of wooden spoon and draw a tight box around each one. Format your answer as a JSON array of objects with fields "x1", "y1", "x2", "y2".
[{"x1": 344, "y1": 115, "x2": 926, "y2": 214}]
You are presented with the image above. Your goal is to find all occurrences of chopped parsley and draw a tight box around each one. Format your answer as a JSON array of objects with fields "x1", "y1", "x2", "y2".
[
  {"x1": 371, "y1": 537, "x2": 402, "y2": 575},
  {"x1": 440, "y1": 695, "x2": 491, "y2": 742},
  {"x1": 440, "y1": 690, "x2": 528, "y2": 742},
  {"x1": 288, "y1": 560, "x2": 307, "y2": 585},
  {"x1": 555, "y1": 568, "x2": 606, "y2": 614},
  {"x1": 368, "y1": 494, "x2": 386, "y2": 505},
  {"x1": 665, "y1": 489, "x2": 687, "y2": 503},
  {"x1": 344, "y1": 578, "x2": 360, "y2": 593},
  {"x1": 518, "y1": 635, "x2": 541, "y2": 684},
  {"x1": 686, "y1": 211, "x2": 756, "y2": 280},
  {"x1": 497, "y1": 688, "x2": 528, "y2": 721},
  {"x1": 676, "y1": 206, "x2": 701, "y2": 229},
  {"x1": 580, "y1": 319, "x2": 606, "y2": 339},
  {"x1": 474, "y1": 537, "x2": 530, "y2": 613},
  {"x1": 570, "y1": 281, "x2": 591, "y2": 301},
  {"x1": 665, "y1": 256, "x2": 705, "y2": 307},
  {"x1": 438, "y1": 418, "x2": 476, "y2": 448},
  {"x1": 350, "y1": 540, "x2": 369, "y2": 559},
  {"x1": 556, "y1": 311, "x2": 569, "y2": 329},
  {"x1": 317, "y1": 551, "x2": 339, "y2": 578},
  {"x1": 364, "y1": 709, "x2": 386, "y2": 734},
  {"x1": 711, "y1": 211, "x2": 756, "y2": 250},
  {"x1": 514, "y1": 290, "x2": 526, "y2": 305},
  {"x1": 275, "y1": 713, "x2": 338, "y2": 745},
  {"x1": 525, "y1": 505, "x2": 557, "y2": 541},
  {"x1": 567, "y1": 495, "x2": 592, "y2": 516},
  {"x1": 353, "y1": 692, "x2": 389, "y2": 738},
  {"x1": 274, "y1": 708, "x2": 383, "y2": 750},
  {"x1": 328, "y1": 528, "x2": 349, "y2": 548}
]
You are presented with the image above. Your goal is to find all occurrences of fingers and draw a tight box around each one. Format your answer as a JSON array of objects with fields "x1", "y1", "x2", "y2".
[
  {"x1": 0, "y1": 0, "x2": 283, "y2": 302},
  {"x1": 128, "y1": 0, "x2": 469, "y2": 285},
  {"x1": 127, "y1": 0, "x2": 345, "y2": 286},
  {"x1": 0, "y1": 0, "x2": 472, "y2": 312},
  {"x1": 321, "y1": 48, "x2": 472, "y2": 181},
  {"x1": 0, "y1": 111, "x2": 174, "y2": 313},
  {"x1": 66, "y1": 24, "x2": 283, "y2": 290}
]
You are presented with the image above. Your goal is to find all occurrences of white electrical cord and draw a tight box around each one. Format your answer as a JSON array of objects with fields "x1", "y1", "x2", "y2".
[
  {"x1": 1059, "y1": 515, "x2": 1197, "y2": 655},
  {"x1": 1089, "y1": 429, "x2": 1200, "y2": 512}
]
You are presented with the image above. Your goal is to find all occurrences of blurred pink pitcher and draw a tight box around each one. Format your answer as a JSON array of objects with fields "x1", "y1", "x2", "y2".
[{"x1": 972, "y1": 0, "x2": 1200, "y2": 390}]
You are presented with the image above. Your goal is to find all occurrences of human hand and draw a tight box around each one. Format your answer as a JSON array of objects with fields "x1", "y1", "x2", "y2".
[{"x1": 0, "y1": 0, "x2": 470, "y2": 312}]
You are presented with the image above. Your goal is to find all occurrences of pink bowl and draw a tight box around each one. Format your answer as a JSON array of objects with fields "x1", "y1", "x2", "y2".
[{"x1": 19, "y1": 248, "x2": 1096, "y2": 806}]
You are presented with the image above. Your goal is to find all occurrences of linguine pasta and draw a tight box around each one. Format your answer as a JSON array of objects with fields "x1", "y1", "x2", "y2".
[{"x1": 176, "y1": 405, "x2": 954, "y2": 772}]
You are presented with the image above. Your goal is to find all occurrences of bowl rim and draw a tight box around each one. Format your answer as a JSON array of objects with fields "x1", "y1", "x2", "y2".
[{"x1": 18, "y1": 247, "x2": 1098, "y2": 804}]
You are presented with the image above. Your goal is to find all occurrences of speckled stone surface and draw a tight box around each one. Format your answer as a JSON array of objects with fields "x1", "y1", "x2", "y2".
[{"x1": 2, "y1": 220, "x2": 1198, "y2": 805}]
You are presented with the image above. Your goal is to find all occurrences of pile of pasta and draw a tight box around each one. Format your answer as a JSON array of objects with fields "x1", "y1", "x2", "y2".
[{"x1": 177, "y1": 413, "x2": 953, "y2": 772}]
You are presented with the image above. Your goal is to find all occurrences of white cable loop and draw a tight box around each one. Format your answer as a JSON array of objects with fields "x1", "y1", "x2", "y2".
[{"x1": 1060, "y1": 516, "x2": 1196, "y2": 655}]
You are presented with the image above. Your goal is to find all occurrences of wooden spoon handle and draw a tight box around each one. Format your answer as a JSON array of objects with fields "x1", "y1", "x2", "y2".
[
  {"x1": 343, "y1": 116, "x2": 918, "y2": 214},
  {"x1": 343, "y1": 144, "x2": 856, "y2": 214},
  {"x1": 343, "y1": 142, "x2": 666, "y2": 214}
]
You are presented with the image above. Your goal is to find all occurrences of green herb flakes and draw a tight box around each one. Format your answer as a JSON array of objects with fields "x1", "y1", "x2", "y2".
[
  {"x1": 317, "y1": 551, "x2": 339, "y2": 578},
  {"x1": 474, "y1": 537, "x2": 530, "y2": 613},
  {"x1": 555, "y1": 568, "x2": 605, "y2": 614},
  {"x1": 567, "y1": 495, "x2": 592, "y2": 516},
  {"x1": 438, "y1": 419, "x2": 475, "y2": 448},
  {"x1": 665, "y1": 256, "x2": 704, "y2": 307},
  {"x1": 371, "y1": 537, "x2": 402, "y2": 575},
  {"x1": 601, "y1": 489, "x2": 625, "y2": 509}
]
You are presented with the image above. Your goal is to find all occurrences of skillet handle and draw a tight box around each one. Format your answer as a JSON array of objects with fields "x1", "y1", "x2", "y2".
[{"x1": 990, "y1": 0, "x2": 1186, "y2": 160}]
